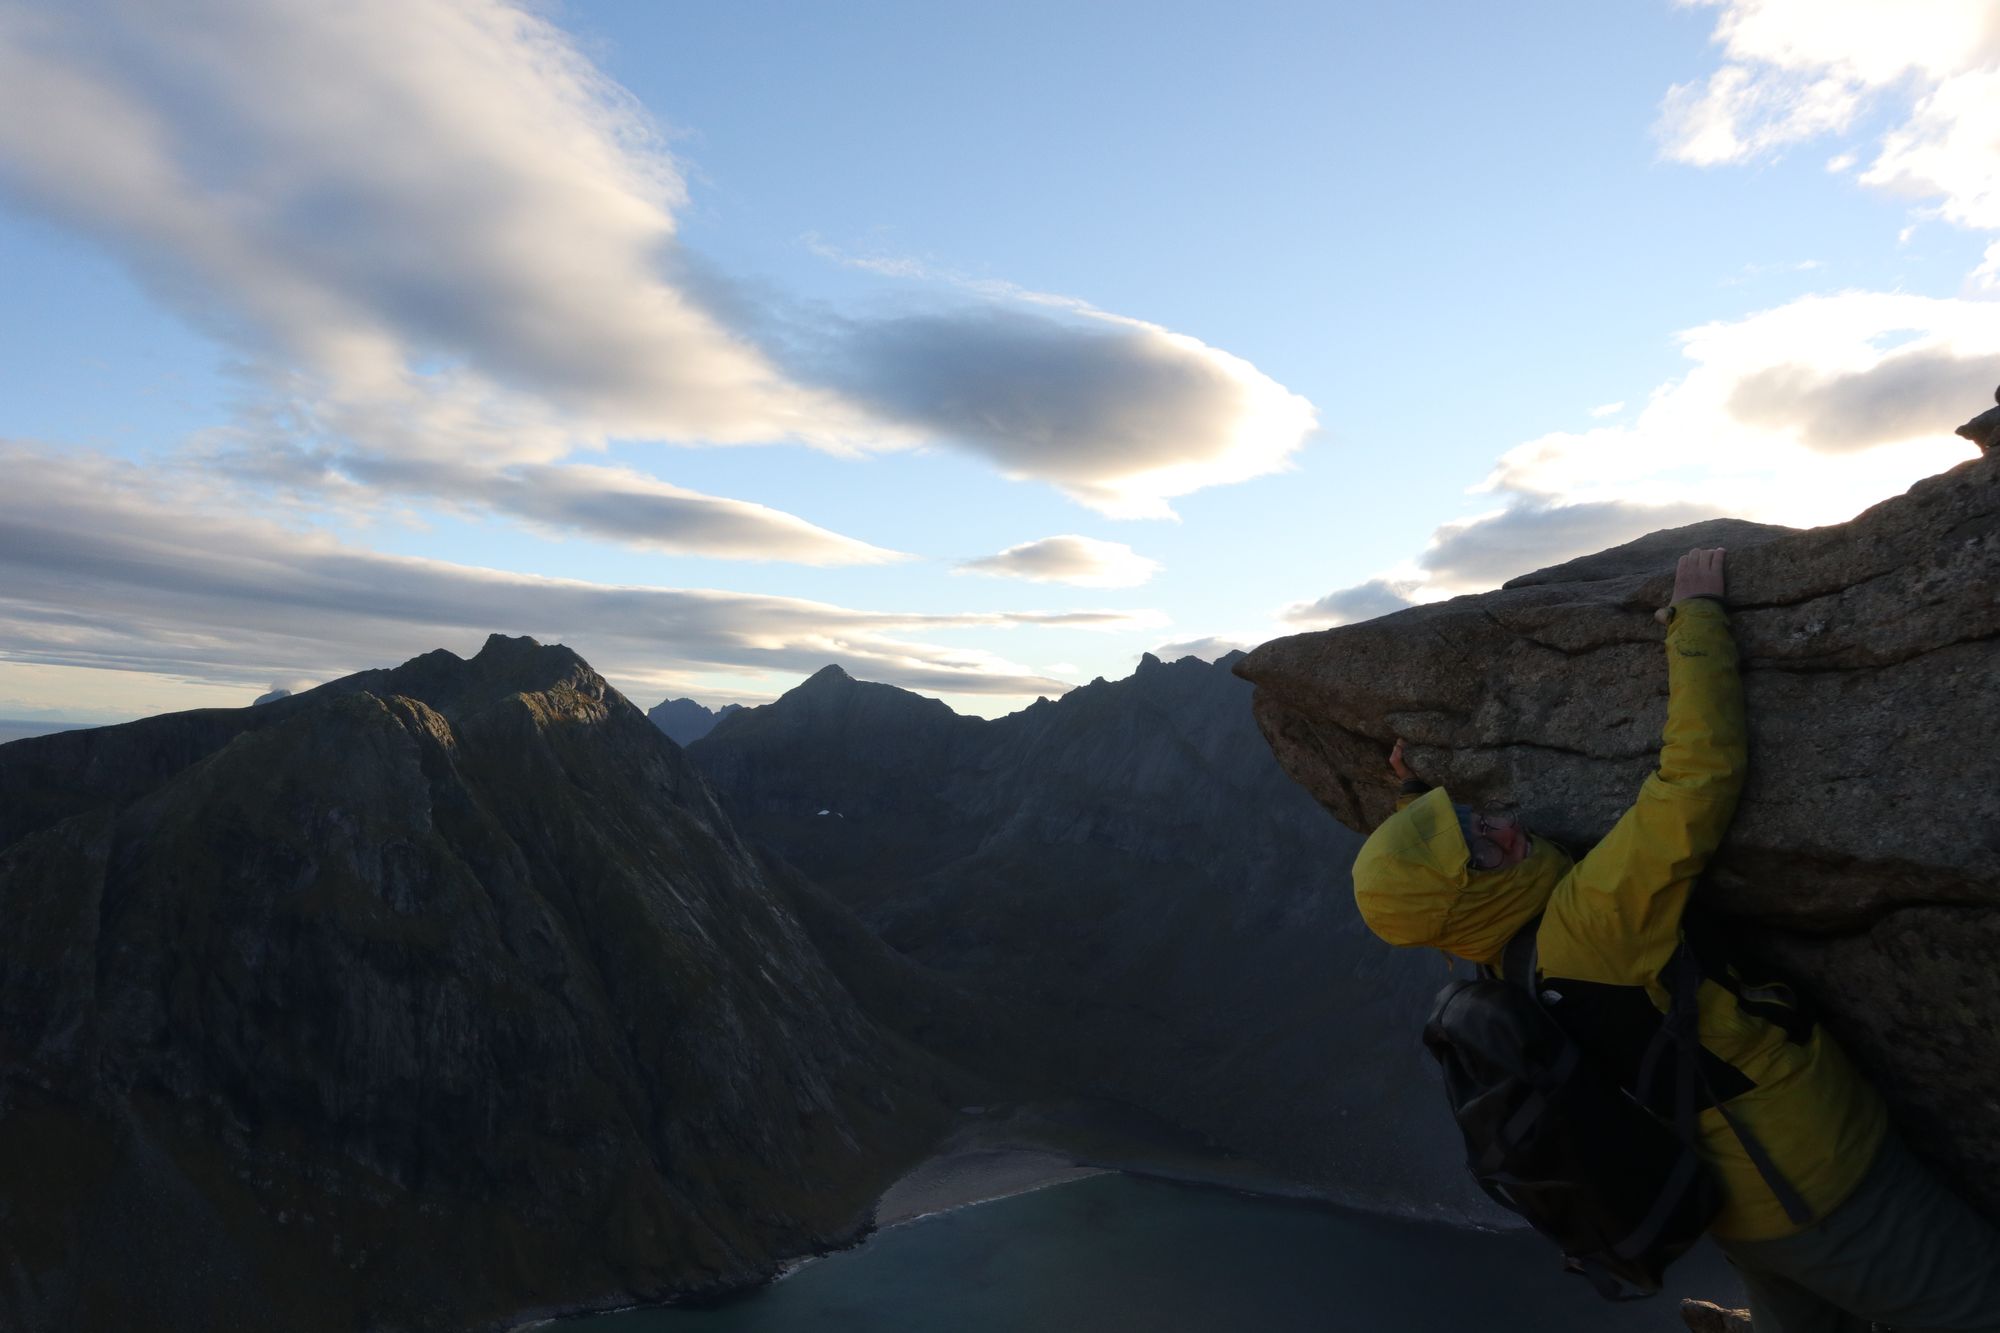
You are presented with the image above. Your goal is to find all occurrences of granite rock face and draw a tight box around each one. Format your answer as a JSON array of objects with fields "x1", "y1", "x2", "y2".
[
  {"x1": 1236, "y1": 450, "x2": 2000, "y2": 1216},
  {"x1": 693, "y1": 651, "x2": 1490, "y2": 1223},
  {"x1": 0, "y1": 636, "x2": 951, "y2": 1333}
]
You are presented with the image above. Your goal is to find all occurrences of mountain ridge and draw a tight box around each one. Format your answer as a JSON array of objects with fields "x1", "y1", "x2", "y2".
[
  {"x1": 688, "y1": 648, "x2": 1485, "y2": 1222},
  {"x1": 0, "y1": 634, "x2": 965, "y2": 1333}
]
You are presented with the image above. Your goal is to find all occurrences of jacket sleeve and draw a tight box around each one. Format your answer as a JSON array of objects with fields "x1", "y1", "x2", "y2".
[{"x1": 1541, "y1": 598, "x2": 1747, "y2": 987}]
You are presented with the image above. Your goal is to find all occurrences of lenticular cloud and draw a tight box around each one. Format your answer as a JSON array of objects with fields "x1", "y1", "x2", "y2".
[{"x1": 0, "y1": 0, "x2": 1318, "y2": 533}]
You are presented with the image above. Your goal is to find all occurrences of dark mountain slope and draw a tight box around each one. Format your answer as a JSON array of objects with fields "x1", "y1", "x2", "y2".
[
  {"x1": 691, "y1": 650, "x2": 1486, "y2": 1220},
  {"x1": 0, "y1": 636, "x2": 959, "y2": 1333},
  {"x1": 647, "y1": 697, "x2": 742, "y2": 747}
]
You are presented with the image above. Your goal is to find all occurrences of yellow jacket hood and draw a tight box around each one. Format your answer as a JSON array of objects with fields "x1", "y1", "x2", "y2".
[{"x1": 1351, "y1": 786, "x2": 1572, "y2": 964}]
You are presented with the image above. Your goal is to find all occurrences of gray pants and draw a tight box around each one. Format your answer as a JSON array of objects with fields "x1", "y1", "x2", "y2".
[{"x1": 1717, "y1": 1133, "x2": 2000, "y2": 1333}]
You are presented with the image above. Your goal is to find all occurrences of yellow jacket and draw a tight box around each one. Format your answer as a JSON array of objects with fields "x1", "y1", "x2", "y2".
[{"x1": 1352, "y1": 598, "x2": 1887, "y2": 1240}]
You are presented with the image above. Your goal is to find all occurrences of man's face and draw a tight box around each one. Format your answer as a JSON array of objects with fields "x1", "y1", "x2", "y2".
[{"x1": 1464, "y1": 809, "x2": 1533, "y2": 871}]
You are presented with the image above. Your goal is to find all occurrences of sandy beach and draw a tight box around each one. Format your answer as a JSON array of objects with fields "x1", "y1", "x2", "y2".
[
  {"x1": 869, "y1": 1098, "x2": 1512, "y2": 1234},
  {"x1": 866, "y1": 1100, "x2": 1359, "y2": 1230},
  {"x1": 873, "y1": 1146, "x2": 1110, "y2": 1226}
]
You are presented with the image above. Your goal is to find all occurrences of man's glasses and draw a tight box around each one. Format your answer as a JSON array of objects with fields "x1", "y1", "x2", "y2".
[{"x1": 1455, "y1": 805, "x2": 1523, "y2": 872}]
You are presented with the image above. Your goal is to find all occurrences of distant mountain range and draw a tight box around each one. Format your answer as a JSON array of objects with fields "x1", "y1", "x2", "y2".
[
  {"x1": 690, "y1": 650, "x2": 1475, "y2": 1220},
  {"x1": 0, "y1": 638, "x2": 1478, "y2": 1333},
  {"x1": 0, "y1": 718, "x2": 88, "y2": 745},
  {"x1": 646, "y1": 695, "x2": 743, "y2": 746}
]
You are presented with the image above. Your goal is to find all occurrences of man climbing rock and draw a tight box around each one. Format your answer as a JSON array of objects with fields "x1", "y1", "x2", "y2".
[{"x1": 1353, "y1": 546, "x2": 2000, "y2": 1331}]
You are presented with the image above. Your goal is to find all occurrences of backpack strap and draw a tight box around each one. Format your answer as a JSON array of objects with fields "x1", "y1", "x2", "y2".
[
  {"x1": 1501, "y1": 915, "x2": 1541, "y2": 993},
  {"x1": 1481, "y1": 914, "x2": 1542, "y2": 990},
  {"x1": 1611, "y1": 942, "x2": 1710, "y2": 1263},
  {"x1": 1521, "y1": 922, "x2": 1816, "y2": 1234},
  {"x1": 1639, "y1": 941, "x2": 1816, "y2": 1229},
  {"x1": 1482, "y1": 915, "x2": 1662, "y2": 1303}
]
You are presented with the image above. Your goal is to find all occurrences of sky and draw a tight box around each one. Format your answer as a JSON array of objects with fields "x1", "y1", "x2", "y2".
[{"x1": 0, "y1": 0, "x2": 1995, "y2": 725}]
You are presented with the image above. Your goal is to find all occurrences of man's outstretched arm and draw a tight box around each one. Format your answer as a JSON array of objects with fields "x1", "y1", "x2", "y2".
[
  {"x1": 1649, "y1": 548, "x2": 1745, "y2": 814},
  {"x1": 1545, "y1": 547, "x2": 1748, "y2": 983}
]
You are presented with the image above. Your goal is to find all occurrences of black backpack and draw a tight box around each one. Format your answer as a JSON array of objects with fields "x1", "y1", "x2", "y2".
[{"x1": 1422, "y1": 919, "x2": 1810, "y2": 1300}]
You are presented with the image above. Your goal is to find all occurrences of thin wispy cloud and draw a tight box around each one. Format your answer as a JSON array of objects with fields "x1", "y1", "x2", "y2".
[
  {"x1": 294, "y1": 453, "x2": 909, "y2": 564},
  {"x1": 0, "y1": 444, "x2": 1167, "y2": 701},
  {"x1": 956, "y1": 535, "x2": 1161, "y2": 588}
]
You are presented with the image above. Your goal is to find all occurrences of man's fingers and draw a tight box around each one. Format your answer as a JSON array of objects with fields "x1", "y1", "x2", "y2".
[{"x1": 1669, "y1": 548, "x2": 1727, "y2": 609}]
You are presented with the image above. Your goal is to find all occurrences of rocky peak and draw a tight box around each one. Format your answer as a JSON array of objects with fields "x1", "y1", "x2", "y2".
[
  {"x1": 798, "y1": 662, "x2": 855, "y2": 691},
  {"x1": 380, "y1": 633, "x2": 600, "y2": 720},
  {"x1": 648, "y1": 696, "x2": 744, "y2": 747}
]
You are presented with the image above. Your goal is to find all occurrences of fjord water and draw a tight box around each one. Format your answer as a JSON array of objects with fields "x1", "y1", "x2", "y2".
[{"x1": 560, "y1": 1174, "x2": 1744, "y2": 1332}]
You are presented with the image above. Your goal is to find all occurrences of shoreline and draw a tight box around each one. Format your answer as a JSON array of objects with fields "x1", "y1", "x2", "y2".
[
  {"x1": 509, "y1": 1100, "x2": 1512, "y2": 1330},
  {"x1": 872, "y1": 1145, "x2": 1111, "y2": 1230},
  {"x1": 868, "y1": 1101, "x2": 1508, "y2": 1235}
]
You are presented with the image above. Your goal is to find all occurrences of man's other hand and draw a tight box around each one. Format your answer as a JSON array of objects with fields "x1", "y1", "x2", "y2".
[
  {"x1": 1672, "y1": 547, "x2": 1726, "y2": 604},
  {"x1": 1389, "y1": 737, "x2": 1413, "y2": 782}
]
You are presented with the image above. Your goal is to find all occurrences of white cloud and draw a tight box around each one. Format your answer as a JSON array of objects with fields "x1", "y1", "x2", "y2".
[
  {"x1": 1860, "y1": 66, "x2": 2000, "y2": 230},
  {"x1": 956, "y1": 535, "x2": 1162, "y2": 588},
  {"x1": 1150, "y1": 636, "x2": 1251, "y2": 662},
  {"x1": 1281, "y1": 289, "x2": 1994, "y2": 620},
  {"x1": 1589, "y1": 401, "x2": 1626, "y2": 417},
  {"x1": 0, "y1": 0, "x2": 1317, "y2": 538},
  {"x1": 1659, "y1": 62, "x2": 1862, "y2": 166},
  {"x1": 823, "y1": 302, "x2": 1316, "y2": 520},
  {"x1": 1477, "y1": 292, "x2": 1993, "y2": 518},
  {"x1": 789, "y1": 238, "x2": 1319, "y2": 518},
  {"x1": 1726, "y1": 345, "x2": 1996, "y2": 453},
  {"x1": 0, "y1": 445, "x2": 1172, "y2": 703},
  {"x1": 1973, "y1": 241, "x2": 2000, "y2": 291},
  {"x1": 1659, "y1": 1, "x2": 2000, "y2": 257},
  {"x1": 1419, "y1": 499, "x2": 1727, "y2": 589},
  {"x1": 0, "y1": 0, "x2": 856, "y2": 449},
  {"x1": 1281, "y1": 578, "x2": 1422, "y2": 628}
]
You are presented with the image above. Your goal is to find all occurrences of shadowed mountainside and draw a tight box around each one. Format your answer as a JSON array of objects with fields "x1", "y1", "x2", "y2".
[
  {"x1": 1237, "y1": 447, "x2": 2000, "y2": 1219},
  {"x1": 0, "y1": 636, "x2": 968, "y2": 1333},
  {"x1": 690, "y1": 651, "x2": 1489, "y2": 1222},
  {"x1": 647, "y1": 696, "x2": 743, "y2": 747}
]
